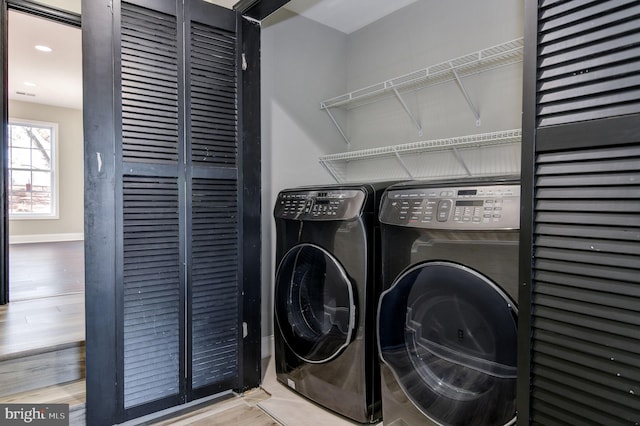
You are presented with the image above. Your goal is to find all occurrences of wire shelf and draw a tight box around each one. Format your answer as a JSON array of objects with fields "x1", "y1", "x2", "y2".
[
  {"x1": 320, "y1": 38, "x2": 524, "y2": 110},
  {"x1": 319, "y1": 129, "x2": 522, "y2": 183}
]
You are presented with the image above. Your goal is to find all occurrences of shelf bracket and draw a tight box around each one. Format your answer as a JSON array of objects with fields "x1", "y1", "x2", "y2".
[
  {"x1": 451, "y1": 146, "x2": 472, "y2": 176},
  {"x1": 319, "y1": 159, "x2": 342, "y2": 183},
  {"x1": 392, "y1": 147, "x2": 415, "y2": 179},
  {"x1": 450, "y1": 63, "x2": 481, "y2": 126},
  {"x1": 322, "y1": 104, "x2": 350, "y2": 145},
  {"x1": 390, "y1": 86, "x2": 424, "y2": 137}
]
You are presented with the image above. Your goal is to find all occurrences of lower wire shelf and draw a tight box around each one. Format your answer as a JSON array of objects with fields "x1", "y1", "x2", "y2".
[{"x1": 318, "y1": 129, "x2": 522, "y2": 183}]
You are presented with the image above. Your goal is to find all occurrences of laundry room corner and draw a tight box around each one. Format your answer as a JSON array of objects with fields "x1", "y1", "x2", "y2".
[{"x1": 260, "y1": 7, "x2": 349, "y2": 359}]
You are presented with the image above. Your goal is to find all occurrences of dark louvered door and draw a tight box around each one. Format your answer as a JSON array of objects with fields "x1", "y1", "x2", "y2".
[
  {"x1": 85, "y1": 0, "x2": 243, "y2": 421},
  {"x1": 186, "y1": 2, "x2": 241, "y2": 397},
  {"x1": 83, "y1": 0, "x2": 270, "y2": 423},
  {"x1": 119, "y1": 2, "x2": 186, "y2": 413},
  {"x1": 519, "y1": 1, "x2": 640, "y2": 424}
]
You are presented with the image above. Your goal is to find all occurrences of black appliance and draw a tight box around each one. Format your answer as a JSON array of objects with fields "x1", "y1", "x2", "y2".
[
  {"x1": 273, "y1": 183, "x2": 391, "y2": 423},
  {"x1": 377, "y1": 178, "x2": 520, "y2": 425}
]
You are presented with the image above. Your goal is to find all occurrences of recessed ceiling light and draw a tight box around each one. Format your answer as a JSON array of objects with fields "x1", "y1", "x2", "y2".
[
  {"x1": 35, "y1": 45, "x2": 52, "y2": 52},
  {"x1": 24, "y1": 81, "x2": 37, "y2": 87}
]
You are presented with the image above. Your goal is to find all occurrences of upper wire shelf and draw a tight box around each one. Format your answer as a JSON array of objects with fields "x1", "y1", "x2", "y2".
[{"x1": 320, "y1": 38, "x2": 524, "y2": 110}]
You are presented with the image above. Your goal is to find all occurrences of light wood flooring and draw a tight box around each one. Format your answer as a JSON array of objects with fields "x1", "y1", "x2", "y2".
[{"x1": 9, "y1": 241, "x2": 84, "y2": 301}]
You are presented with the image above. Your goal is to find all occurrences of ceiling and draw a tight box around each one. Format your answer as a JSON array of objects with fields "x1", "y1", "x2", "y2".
[
  {"x1": 8, "y1": 10, "x2": 82, "y2": 110},
  {"x1": 7, "y1": 0, "x2": 416, "y2": 111},
  {"x1": 284, "y1": 0, "x2": 417, "y2": 34}
]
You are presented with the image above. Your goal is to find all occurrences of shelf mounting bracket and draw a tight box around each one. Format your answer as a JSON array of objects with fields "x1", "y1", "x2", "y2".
[
  {"x1": 322, "y1": 104, "x2": 350, "y2": 145},
  {"x1": 451, "y1": 146, "x2": 472, "y2": 176},
  {"x1": 390, "y1": 85, "x2": 424, "y2": 137},
  {"x1": 450, "y1": 63, "x2": 481, "y2": 126},
  {"x1": 319, "y1": 159, "x2": 342, "y2": 183},
  {"x1": 392, "y1": 147, "x2": 415, "y2": 179}
]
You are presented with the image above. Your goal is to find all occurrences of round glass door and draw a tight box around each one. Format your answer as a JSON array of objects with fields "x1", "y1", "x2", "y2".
[
  {"x1": 275, "y1": 243, "x2": 356, "y2": 363},
  {"x1": 378, "y1": 261, "x2": 518, "y2": 425}
]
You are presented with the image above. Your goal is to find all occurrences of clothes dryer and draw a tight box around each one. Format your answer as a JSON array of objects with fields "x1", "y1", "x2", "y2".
[
  {"x1": 377, "y1": 178, "x2": 520, "y2": 425},
  {"x1": 273, "y1": 182, "x2": 391, "y2": 423}
]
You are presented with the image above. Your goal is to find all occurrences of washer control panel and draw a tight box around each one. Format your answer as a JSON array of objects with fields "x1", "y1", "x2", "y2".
[
  {"x1": 380, "y1": 184, "x2": 520, "y2": 229},
  {"x1": 274, "y1": 189, "x2": 366, "y2": 221}
]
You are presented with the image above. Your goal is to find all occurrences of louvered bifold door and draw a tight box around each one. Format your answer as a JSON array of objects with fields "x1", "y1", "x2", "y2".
[
  {"x1": 520, "y1": 1, "x2": 640, "y2": 424},
  {"x1": 116, "y1": 0, "x2": 239, "y2": 418},
  {"x1": 185, "y1": 2, "x2": 241, "y2": 399}
]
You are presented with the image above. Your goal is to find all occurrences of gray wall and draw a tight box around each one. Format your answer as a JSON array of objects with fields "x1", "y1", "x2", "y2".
[
  {"x1": 260, "y1": 0, "x2": 524, "y2": 347},
  {"x1": 346, "y1": 0, "x2": 524, "y2": 150},
  {"x1": 8, "y1": 100, "x2": 84, "y2": 242},
  {"x1": 260, "y1": 9, "x2": 348, "y2": 342}
]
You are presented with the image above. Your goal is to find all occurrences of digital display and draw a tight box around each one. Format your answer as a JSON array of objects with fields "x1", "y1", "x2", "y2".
[
  {"x1": 456, "y1": 200, "x2": 483, "y2": 206},
  {"x1": 458, "y1": 189, "x2": 477, "y2": 196},
  {"x1": 315, "y1": 199, "x2": 330, "y2": 205}
]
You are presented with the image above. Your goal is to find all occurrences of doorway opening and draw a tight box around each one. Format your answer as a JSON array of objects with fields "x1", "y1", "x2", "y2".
[{"x1": 7, "y1": 9, "x2": 84, "y2": 302}]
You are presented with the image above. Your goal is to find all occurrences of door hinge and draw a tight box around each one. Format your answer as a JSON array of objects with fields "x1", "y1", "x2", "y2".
[
  {"x1": 107, "y1": 0, "x2": 113, "y2": 14},
  {"x1": 242, "y1": 53, "x2": 248, "y2": 71}
]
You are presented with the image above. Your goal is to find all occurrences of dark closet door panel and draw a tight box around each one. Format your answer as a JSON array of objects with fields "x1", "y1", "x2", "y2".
[
  {"x1": 537, "y1": 1, "x2": 640, "y2": 127},
  {"x1": 123, "y1": 175, "x2": 182, "y2": 408},
  {"x1": 530, "y1": 146, "x2": 640, "y2": 424},
  {"x1": 185, "y1": 1, "x2": 240, "y2": 395},
  {"x1": 189, "y1": 20, "x2": 238, "y2": 168},
  {"x1": 190, "y1": 179, "x2": 239, "y2": 391},
  {"x1": 121, "y1": 2, "x2": 180, "y2": 164}
]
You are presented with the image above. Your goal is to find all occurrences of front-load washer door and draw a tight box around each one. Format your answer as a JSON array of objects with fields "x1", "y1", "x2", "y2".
[
  {"x1": 378, "y1": 261, "x2": 518, "y2": 426},
  {"x1": 275, "y1": 243, "x2": 356, "y2": 364}
]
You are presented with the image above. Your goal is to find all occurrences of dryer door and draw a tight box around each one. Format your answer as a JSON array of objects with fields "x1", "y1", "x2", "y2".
[
  {"x1": 275, "y1": 243, "x2": 356, "y2": 363},
  {"x1": 378, "y1": 261, "x2": 518, "y2": 426}
]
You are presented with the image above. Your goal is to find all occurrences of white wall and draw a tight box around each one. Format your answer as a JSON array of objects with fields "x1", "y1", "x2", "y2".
[
  {"x1": 260, "y1": 1, "x2": 524, "y2": 344},
  {"x1": 261, "y1": 9, "x2": 348, "y2": 339},
  {"x1": 8, "y1": 100, "x2": 84, "y2": 242},
  {"x1": 345, "y1": 0, "x2": 524, "y2": 150}
]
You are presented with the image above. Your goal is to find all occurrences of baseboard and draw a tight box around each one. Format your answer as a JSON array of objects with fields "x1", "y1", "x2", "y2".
[
  {"x1": 262, "y1": 335, "x2": 274, "y2": 360},
  {"x1": 9, "y1": 233, "x2": 84, "y2": 244}
]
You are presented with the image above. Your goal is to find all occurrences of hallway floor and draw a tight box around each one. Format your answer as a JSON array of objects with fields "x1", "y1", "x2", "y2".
[{"x1": 9, "y1": 241, "x2": 84, "y2": 301}]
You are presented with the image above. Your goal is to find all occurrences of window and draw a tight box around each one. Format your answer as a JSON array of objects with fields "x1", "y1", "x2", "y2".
[{"x1": 8, "y1": 119, "x2": 58, "y2": 218}]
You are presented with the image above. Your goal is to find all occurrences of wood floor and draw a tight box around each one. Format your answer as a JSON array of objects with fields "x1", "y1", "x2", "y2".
[
  {"x1": 9, "y1": 241, "x2": 84, "y2": 301},
  {"x1": 0, "y1": 292, "x2": 84, "y2": 357}
]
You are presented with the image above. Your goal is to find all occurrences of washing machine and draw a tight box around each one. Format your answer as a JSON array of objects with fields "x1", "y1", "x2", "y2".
[
  {"x1": 377, "y1": 178, "x2": 520, "y2": 426},
  {"x1": 273, "y1": 182, "x2": 391, "y2": 423}
]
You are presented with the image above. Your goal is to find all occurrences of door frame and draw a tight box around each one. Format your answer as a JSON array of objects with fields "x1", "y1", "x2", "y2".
[{"x1": 0, "y1": 0, "x2": 81, "y2": 305}]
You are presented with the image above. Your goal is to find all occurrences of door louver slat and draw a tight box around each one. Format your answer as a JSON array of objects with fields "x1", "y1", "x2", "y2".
[
  {"x1": 537, "y1": 1, "x2": 640, "y2": 127},
  {"x1": 121, "y1": 3, "x2": 179, "y2": 164},
  {"x1": 191, "y1": 179, "x2": 239, "y2": 389},
  {"x1": 190, "y1": 22, "x2": 237, "y2": 167},
  {"x1": 123, "y1": 175, "x2": 181, "y2": 409},
  {"x1": 530, "y1": 146, "x2": 640, "y2": 423}
]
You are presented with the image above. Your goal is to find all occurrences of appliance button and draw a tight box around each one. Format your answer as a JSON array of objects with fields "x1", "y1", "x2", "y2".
[
  {"x1": 423, "y1": 216, "x2": 433, "y2": 222},
  {"x1": 473, "y1": 217, "x2": 481, "y2": 223},
  {"x1": 462, "y1": 217, "x2": 471, "y2": 222}
]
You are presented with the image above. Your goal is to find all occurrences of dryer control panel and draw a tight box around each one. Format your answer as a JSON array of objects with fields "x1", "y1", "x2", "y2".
[
  {"x1": 380, "y1": 184, "x2": 520, "y2": 229},
  {"x1": 274, "y1": 189, "x2": 366, "y2": 221}
]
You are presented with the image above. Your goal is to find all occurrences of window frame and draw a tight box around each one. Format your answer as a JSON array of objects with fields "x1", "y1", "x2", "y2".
[{"x1": 7, "y1": 117, "x2": 59, "y2": 219}]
